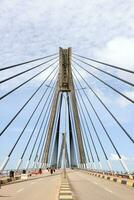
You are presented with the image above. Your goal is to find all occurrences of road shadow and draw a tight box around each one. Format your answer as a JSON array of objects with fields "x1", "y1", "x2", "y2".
[{"x1": 0, "y1": 195, "x2": 11, "y2": 198}]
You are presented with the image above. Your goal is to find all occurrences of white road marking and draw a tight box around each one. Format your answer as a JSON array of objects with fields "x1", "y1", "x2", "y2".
[
  {"x1": 76, "y1": 173, "x2": 114, "y2": 194},
  {"x1": 16, "y1": 188, "x2": 24, "y2": 193},
  {"x1": 104, "y1": 187, "x2": 113, "y2": 193}
]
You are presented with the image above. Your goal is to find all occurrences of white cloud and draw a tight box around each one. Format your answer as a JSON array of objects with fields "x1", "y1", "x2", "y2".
[
  {"x1": 94, "y1": 88, "x2": 112, "y2": 104},
  {"x1": 96, "y1": 37, "x2": 134, "y2": 67},
  {"x1": 110, "y1": 153, "x2": 134, "y2": 161},
  {"x1": 116, "y1": 91, "x2": 134, "y2": 107},
  {"x1": 110, "y1": 153, "x2": 120, "y2": 160},
  {"x1": 95, "y1": 36, "x2": 134, "y2": 82},
  {"x1": 0, "y1": 0, "x2": 134, "y2": 62}
]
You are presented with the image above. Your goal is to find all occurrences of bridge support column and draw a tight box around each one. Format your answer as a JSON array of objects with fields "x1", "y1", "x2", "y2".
[{"x1": 42, "y1": 47, "x2": 86, "y2": 168}]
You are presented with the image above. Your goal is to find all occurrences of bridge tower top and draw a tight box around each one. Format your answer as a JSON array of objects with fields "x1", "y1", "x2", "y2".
[{"x1": 59, "y1": 47, "x2": 72, "y2": 92}]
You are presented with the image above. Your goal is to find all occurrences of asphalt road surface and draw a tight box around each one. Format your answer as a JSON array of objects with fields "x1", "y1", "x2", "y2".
[
  {"x1": 68, "y1": 171, "x2": 134, "y2": 200},
  {"x1": 0, "y1": 172, "x2": 61, "y2": 200},
  {"x1": 1, "y1": 170, "x2": 134, "y2": 200}
]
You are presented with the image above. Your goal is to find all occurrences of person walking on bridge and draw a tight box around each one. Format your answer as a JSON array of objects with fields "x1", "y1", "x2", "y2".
[{"x1": 50, "y1": 168, "x2": 53, "y2": 175}]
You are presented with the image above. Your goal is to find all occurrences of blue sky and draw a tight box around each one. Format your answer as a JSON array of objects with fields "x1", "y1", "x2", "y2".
[{"x1": 0, "y1": 0, "x2": 134, "y2": 172}]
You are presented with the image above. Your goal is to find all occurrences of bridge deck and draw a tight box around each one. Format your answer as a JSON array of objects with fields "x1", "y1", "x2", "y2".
[
  {"x1": 1, "y1": 170, "x2": 134, "y2": 200},
  {"x1": 68, "y1": 171, "x2": 134, "y2": 200},
  {"x1": 0, "y1": 172, "x2": 60, "y2": 200}
]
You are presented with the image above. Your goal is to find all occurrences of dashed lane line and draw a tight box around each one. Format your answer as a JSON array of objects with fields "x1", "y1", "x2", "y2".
[
  {"x1": 16, "y1": 188, "x2": 24, "y2": 193},
  {"x1": 76, "y1": 173, "x2": 114, "y2": 195},
  {"x1": 104, "y1": 187, "x2": 113, "y2": 194}
]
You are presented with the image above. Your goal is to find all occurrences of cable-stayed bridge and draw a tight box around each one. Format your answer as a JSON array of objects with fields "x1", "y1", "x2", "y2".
[{"x1": 0, "y1": 48, "x2": 134, "y2": 200}]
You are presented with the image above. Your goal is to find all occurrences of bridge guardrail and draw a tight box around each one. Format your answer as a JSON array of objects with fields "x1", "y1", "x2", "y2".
[
  {"x1": 75, "y1": 168, "x2": 134, "y2": 187},
  {"x1": 0, "y1": 169, "x2": 46, "y2": 186}
]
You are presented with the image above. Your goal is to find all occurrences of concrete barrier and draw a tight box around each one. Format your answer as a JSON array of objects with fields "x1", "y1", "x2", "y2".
[
  {"x1": 21, "y1": 174, "x2": 28, "y2": 180},
  {"x1": 76, "y1": 169, "x2": 134, "y2": 188},
  {"x1": 0, "y1": 175, "x2": 21, "y2": 185},
  {"x1": 87, "y1": 171, "x2": 134, "y2": 187}
]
